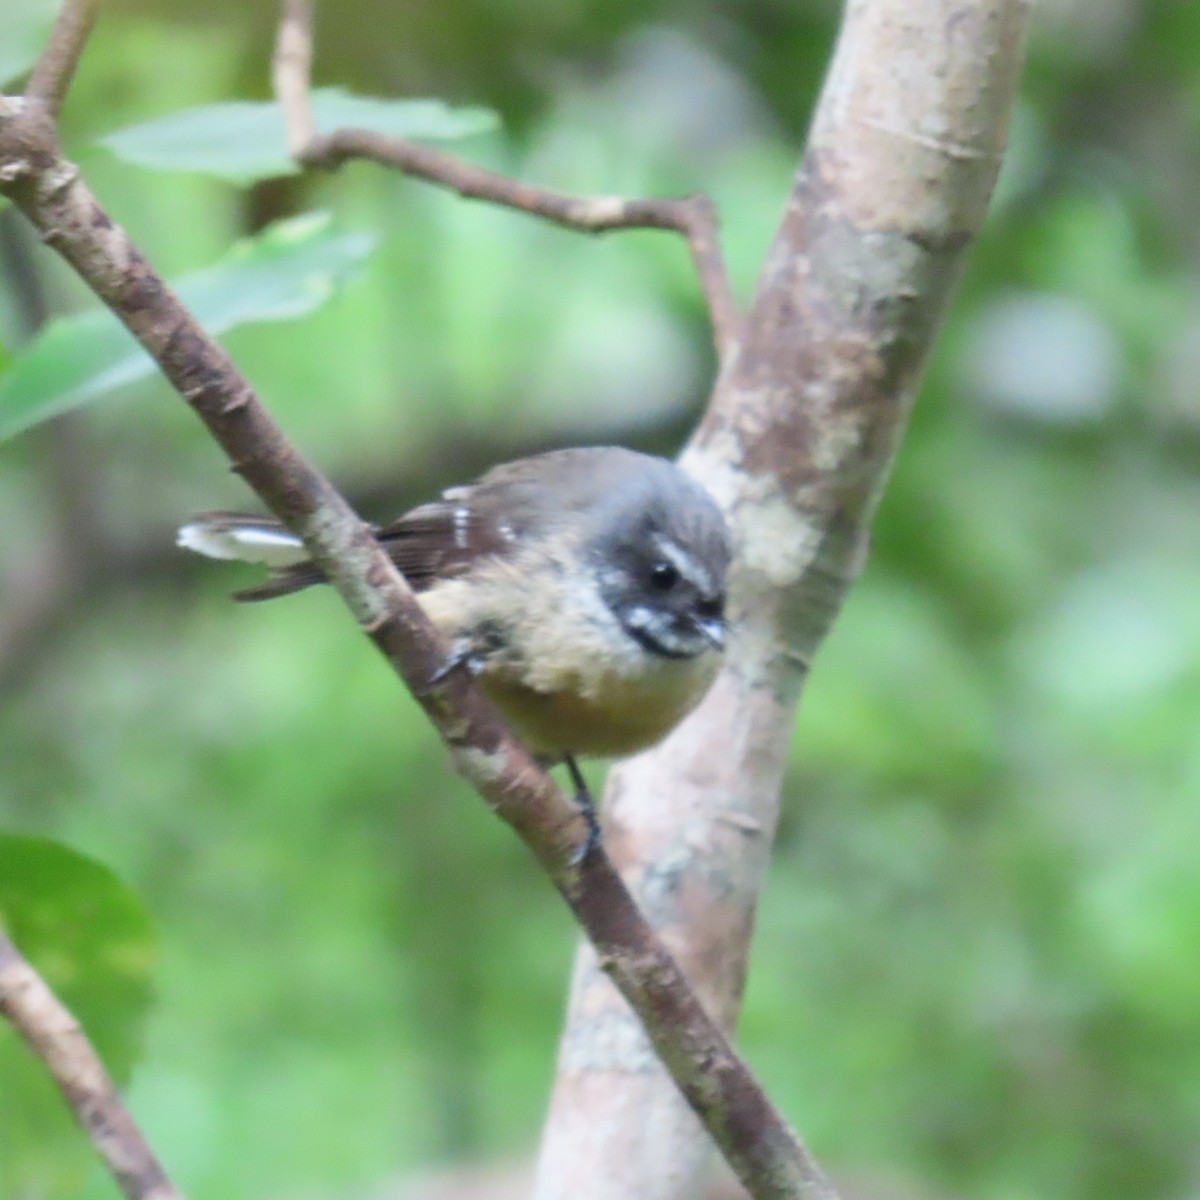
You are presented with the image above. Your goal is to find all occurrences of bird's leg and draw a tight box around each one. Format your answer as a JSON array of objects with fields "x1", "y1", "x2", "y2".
[
  {"x1": 564, "y1": 755, "x2": 602, "y2": 863},
  {"x1": 429, "y1": 647, "x2": 599, "y2": 863}
]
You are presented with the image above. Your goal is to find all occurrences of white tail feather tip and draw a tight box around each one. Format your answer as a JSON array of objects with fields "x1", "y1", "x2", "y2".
[{"x1": 177, "y1": 522, "x2": 306, "y2": 567}]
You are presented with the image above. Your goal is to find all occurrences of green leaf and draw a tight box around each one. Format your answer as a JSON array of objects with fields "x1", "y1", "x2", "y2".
[
  {"x1": 0, "y1": 836, "x2": 157, "y2": 1196},
  {"x1": 0, "y1": 0, "x2": 58, "y2": 87},
  {"x1": 0, "y1": 211, "x2": 377, "y2": 441},
  {"x1": 100, "y1": 86, "x2": 499, "y2": 184}
]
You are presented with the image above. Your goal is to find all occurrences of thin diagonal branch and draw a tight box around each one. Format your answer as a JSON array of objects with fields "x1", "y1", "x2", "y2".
[
  {"x1": 24, "y1": 0, "x2": 101, "y2": 120},
  {"x1": 0, "y1": 932, "x2": 184, "y2": 1200},
  {"x1": 0, "y1": 70, "x2": 828, "y2": 1200},
  {"x1": 270, "y1": 0, "x2": 739, "y2": 358},
  {"x1": 271, "y1": 0, "x2": 315, "y2": 157}
]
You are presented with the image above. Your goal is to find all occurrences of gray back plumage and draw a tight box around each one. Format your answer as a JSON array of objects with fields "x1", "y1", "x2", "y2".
[{"x1": 198, "y1": 447, "x2": 731, "y2": 603}]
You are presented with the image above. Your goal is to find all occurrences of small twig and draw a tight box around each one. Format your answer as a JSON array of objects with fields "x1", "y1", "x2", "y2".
[
  {"x1": 270, "y1": 0, "x2": 739, "y2": 359},
  {"x1": 0, "y1": 933, "x2": 184, "y2": 1200},
  {"x1": 317, "y1": 131, "x2": 739, "y2": 353},
  {"x1": 24, "y1": 0, "x2": 101, "y2": 120},
  {"x1": 271, "y1": 0, "x2": 315, "y2": 157}
]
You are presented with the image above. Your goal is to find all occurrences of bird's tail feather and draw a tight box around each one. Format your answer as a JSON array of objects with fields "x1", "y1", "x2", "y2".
[
  {"x1": 177, "y1": 512, "x2": 325, "y2": 602},
  {"x1": 231, "y1": 564, "x2": 327, "y2": 603}
]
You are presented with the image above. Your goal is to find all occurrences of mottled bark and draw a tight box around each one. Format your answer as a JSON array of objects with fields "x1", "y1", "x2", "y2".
[{"x1": 534, "y1": 3, "x2": 1032, "y2": 1198}]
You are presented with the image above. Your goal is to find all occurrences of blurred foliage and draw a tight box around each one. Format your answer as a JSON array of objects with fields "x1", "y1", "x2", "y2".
[
  {"x1": 101, "y1": 89, "x2": 498, "y2": 184},
  {"x1": 1, "y1": 1, "x2": 1199, "y2": 1199},
  {"x1": 0, "y1": 0, "x2": 59, "y2": 88},
  {"x1": 0, "y1": 213, "x2": 376, "y2": 440}
]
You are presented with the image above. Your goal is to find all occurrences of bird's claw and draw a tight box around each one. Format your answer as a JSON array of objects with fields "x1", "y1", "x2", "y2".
[{"x1": 565, "y1": 755, "x2": 602, "y2": 865}]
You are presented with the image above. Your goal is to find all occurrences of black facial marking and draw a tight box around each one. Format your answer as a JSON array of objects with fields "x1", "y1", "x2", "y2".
[
  {"x1": 623, "y1": 622, "x2": 697, "y2": 660},
  {"x1": 586, "y1": 465, "x2": 732, "y2": 660}
]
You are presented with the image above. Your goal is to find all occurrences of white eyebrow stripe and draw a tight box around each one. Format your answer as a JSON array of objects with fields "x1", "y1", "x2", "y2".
[{"x1": 652, "y1": 534, "x2": 713, "y2": 595}]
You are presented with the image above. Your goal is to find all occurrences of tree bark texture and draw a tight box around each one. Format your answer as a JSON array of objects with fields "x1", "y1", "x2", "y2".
[{"x1": 534, "y1": 3, "x2": 1032, "y2": 1198}]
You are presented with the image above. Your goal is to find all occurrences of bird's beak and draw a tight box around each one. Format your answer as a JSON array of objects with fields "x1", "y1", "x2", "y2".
[{"x1": 692, "y1": 616, "x2": 726, "y2": 652}]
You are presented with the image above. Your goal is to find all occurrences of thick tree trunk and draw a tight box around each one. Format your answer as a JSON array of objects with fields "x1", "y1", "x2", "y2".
[{"x1": 533, "y1": 2, "x2": 1032, "y2": 1197}]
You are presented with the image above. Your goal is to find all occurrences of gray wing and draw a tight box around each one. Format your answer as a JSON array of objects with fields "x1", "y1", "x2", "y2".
[
  {"x1": 374, "y1": 491, "x2": 520, "y2": 590},
  {"x1": 374, "y1": 448, "x2": 646, "y2": 587}
]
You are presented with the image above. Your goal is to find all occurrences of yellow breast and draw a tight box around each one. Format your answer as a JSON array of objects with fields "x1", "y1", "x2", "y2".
[
  {"x1": 418, "y1": 553, "x2": 721, "y2": 760},
  {"x1": 480, "y1": 654, "x2": 717, "y2": 760}
]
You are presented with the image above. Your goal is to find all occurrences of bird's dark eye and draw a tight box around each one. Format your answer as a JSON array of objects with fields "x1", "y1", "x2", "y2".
[{"x1": 649, "y1": 560, "x2": 679, "y2": 590}]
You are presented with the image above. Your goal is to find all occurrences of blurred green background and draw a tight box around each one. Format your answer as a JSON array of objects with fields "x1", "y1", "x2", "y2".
[{"x1": 2, "y1": 0, "x2": 1200, "y2": 1197}]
